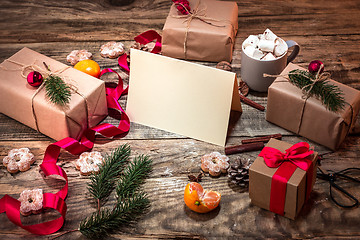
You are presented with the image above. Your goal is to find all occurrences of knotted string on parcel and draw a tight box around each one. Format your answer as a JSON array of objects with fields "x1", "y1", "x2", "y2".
[
  {"x1": 264, "y1": 68, "x2": 352, "y2": 135},
  {"x1": 0, "y1": 59, "x2": 89, "y2": 131},
  {"x1": 172, "y1": 1, "x2": 236, "y2": 59},
  {"x1": 264, "y1": 70, "x2": 331, "y2": 101}
]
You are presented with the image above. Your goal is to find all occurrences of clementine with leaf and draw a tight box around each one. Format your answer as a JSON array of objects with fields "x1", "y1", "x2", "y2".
[
  {"x1": 74, "y1": 59, "x2": 101, "y2": 78},
  {"x1": 184, "y1": 182, "x2": 221, "y2": 213}
]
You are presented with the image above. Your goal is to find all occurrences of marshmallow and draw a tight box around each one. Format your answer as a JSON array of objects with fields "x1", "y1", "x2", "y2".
[
  {"x1": 253, "y1": 49, "x2": 265, "y2": 60},
  {"x1": 262, "y1": 53, "x2": 276, "y2": 61},
  {"x1": 244, "y1": 45, "x2": 256, "y2": 57},
  {"x1": 258, "y1": 39, "x2": 275, "y2": 53},
  {"x1": 261, "y1": 28, "x2": 278, "y2": 41},
  {"x1": 243, "y1": 35, "x2": 259, "y2": 48},
  {"x1": 274, "y1": 38, "x2": 288, "y2": 57}
]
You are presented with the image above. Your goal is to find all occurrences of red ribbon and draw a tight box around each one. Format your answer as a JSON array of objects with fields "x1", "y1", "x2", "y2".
[
  {"x1": 259, "y1": 142, "x2": 314, "y2": 216},
  {"x1": 0, "y1": 30, "x2": 162, "y2": 235}
]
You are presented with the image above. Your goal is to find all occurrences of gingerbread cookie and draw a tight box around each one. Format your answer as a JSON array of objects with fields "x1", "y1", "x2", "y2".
[
  {"x1": 66, "y1": 49, "x2": 93, "y2": 65},
  {"x1": 3, "y1": 148, "x2": 35, "y2": 173},
  {"x1": 18, "y1": 189, "x2": 43, "y2": 216},
  {"x1": 100, "y1": 41, "x2": 125, "y2": 59},
  {"x1": 201, "y1": 152, "x2": 229, "y2": 177},
  {"x1": 75, "y1": 151, "x2": 104, "y2": 176}
]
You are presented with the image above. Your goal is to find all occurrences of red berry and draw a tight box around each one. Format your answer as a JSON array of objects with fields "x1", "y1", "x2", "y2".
[
  {"x1": 173, "y1": 0, "x2": 191, "y2": 15},
  {"x1": 308, "y1": 60, "x2": 324, "y2": 74},
  {"x1": 27, "y1": 71, "x2": 43, "y2": 87}
]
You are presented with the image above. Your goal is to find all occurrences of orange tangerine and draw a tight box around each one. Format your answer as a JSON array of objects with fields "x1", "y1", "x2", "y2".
[
  {"x1": 74, "y1": 59, "x2": 101, "y2": 78},
  {"x1": 184, "y1": 182, "x2": 221, "y2": 213}
]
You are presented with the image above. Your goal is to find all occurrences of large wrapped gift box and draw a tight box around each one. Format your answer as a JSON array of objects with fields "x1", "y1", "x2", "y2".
[
  {"x1": 162, "y1": 0, "x2": 238, "y2": 62},
  {"x1": 266, "y1": 63, "x2": 360, "y2": 150},
  {"x1": 0, "y1": 47, "x2": 108, "y2": 141},
  {"x1": 249, "y1": 138, "x2": 318, "y2": 220}
]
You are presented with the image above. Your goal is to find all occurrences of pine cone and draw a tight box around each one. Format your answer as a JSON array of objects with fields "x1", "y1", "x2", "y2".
[{"x1": 228, "y1": 158, "x2": 251, "y2": 187}]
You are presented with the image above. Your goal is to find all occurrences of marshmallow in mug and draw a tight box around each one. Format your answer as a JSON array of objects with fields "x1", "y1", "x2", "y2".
[{"x1": 242, "y1": 29, "x2": 288, "y2": 60}]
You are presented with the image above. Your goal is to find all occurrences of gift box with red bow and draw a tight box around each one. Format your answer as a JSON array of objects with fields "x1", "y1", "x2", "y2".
[{"x1": 249, "y1": 138, "x2": 318, "y2": 219}]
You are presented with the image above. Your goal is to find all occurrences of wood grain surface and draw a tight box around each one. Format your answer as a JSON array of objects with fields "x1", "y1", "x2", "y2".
[{"x1": 0, "y1": 0, "x2": 360, "y2": 239}]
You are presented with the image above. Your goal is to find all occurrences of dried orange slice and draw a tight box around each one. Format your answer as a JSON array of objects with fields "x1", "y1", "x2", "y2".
[
  {"x1": 184, "y1": 182, "x2": 221, "y2": 213},
  {"x1": 74, "y1": 59, "x2": 101, "y2": 78}
]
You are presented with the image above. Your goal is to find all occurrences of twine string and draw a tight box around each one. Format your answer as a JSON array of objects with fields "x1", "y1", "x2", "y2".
[
  {"x1": 1, "y1": 59, "x2": 89, "y2": 131},
  {"x1": 172, "y1": 1, "x2": 235, "y2": 59},
  {"x1": 263, "y1": 68, "x2": 353, "y2": 137}
]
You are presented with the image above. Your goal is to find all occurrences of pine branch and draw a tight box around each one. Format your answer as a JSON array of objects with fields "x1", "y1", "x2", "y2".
[
  {"x1": 288, "y1": 69, "x2": 346, "y2": 112},
  {"x1": 87, "y1": 144, "x2": 131, "y2": 207},
  {"x1": 79, "y1": 193, "x2": 150, "y2": 239},
  {"x1": 80, "y1": 152, "x2": 152, "y2": 239},
  {"x1": 44, "y1": 75, "x2": 71, "y2": 106},
  {"x1": 116, "y1": 155, "x2": 153, "y2": 200}
]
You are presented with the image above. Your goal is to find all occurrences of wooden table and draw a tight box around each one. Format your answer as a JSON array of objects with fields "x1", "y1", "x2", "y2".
[{"x1": 1, "y1": 0, "x2": 360, "y2": 239}]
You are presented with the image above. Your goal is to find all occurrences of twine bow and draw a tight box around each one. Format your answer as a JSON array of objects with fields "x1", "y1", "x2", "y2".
[
  {"x1": 263, "y1": 65, "x2": 331, "y2": 100},
  {"x1": 172, "y1": 0, "x2": 233, "y2": 59},
  {"x1": 292, "y1": 64, "x2": 330, "y2": 100}
]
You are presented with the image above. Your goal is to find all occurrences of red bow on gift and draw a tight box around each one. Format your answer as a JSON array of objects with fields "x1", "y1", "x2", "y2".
[
  {"x1": 259, "y1": 142, "x2": 314, "y2": 216},
  {"x1": 260, "y1": 142, "x2": 314, "y2": 170}
]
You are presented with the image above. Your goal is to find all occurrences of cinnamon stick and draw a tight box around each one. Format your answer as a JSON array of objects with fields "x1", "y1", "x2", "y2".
[
  {"x1": 225, "y1": 142, "x2": 264, "y2": 155},
  {"x1": 239, "y1": 94, "x2": 265, "y2": 111},
  {"x1": 241, "y1": 133, "x2": 282, "y2": 144}
]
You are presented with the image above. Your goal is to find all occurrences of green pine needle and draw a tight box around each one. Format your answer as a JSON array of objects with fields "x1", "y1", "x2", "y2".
[
  {"x1": 79, "y1": 193, "x2": 150, "y2": 239},
  {"x1": 80, "y1": 151, "x2": 152, "y2": 239},
  {"x1": 88, "y1": 144, "x2": 131, "y2": 205},
  {"x1": 44, "y1": 75, "x2": 71, "y2": 106},
  {"x1": 288, "y1": 69, "x2": 346, "y2": 112},
  {"x1": 116, "y1": 155, "x2": 153, "y2": 200}
]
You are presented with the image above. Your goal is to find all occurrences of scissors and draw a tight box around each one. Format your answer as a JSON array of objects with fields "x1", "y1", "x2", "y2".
[{"x1": 317, "y1": 166, "x2": 360, "y2": 208}]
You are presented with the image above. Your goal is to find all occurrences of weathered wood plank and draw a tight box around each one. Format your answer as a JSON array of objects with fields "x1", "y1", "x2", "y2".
[
  {"x1": 1, "y1": 0, "x2": 360, "y2": 239},
  {"x1": 0, "y1": 0, "x2": 360, "y2": 43},
  {"x1": 0, "y1": 138, "x2": 359, "y2": 239}
]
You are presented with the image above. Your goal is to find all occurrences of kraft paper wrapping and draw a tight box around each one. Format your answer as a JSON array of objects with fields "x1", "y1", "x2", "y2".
[
  {"x1": 266, "y1": 63, "x2": 360, "y2": 150},
  {"x1": 249, "y1": 138, "x2": 318, "y2": 220},
  {"x1": 0, "y1": 47, "x2": 108, "y2": 141},
  {"x1": 162, "y1": 0, "x2": 238, "y2": 62}
]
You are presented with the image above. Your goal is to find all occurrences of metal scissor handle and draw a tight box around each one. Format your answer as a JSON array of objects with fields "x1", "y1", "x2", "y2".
[{"x1": 317, "y1": 167, "x2": 360, "y2": 208}]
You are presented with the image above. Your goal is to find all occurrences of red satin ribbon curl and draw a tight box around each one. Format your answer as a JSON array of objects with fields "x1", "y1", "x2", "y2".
[
  {"x1": 259, "y1": 142, "x2": 314, "y2": 216},
  {"x1": 0, "y1": 30, "x2": 162, "y2": 235}
]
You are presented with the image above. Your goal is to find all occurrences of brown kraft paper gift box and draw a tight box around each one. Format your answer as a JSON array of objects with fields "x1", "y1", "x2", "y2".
[
  {"x1": 0, "y1": 47, "x2": 108, "y2": 141},
  {"x1": 249, "y1": 138, "x2": 318, "y2": 220},
  {"x1": 162, "y1": 0, "x2": 238, "y2": 62},
  {"x1": 266, "y1": 63, "x2": 360, "y2": 150}
]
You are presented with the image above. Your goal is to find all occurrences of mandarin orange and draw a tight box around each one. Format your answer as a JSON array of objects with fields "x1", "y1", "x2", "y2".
[
  {"x1": 74, "y1": 59, "x2": 101, "y2": 78},
  {"x1": 184, "y1": 182, "x2": 221, "y2": 213}
]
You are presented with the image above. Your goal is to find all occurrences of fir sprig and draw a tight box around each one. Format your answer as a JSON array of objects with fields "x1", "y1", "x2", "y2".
[
  {"x1": 79, "y1": 193, "x2": 150, "y2": 239},
  {"x1": 44, "y1": 75, "x2": 71, "y2": 106},
  {"x1": 50, "y1": 146, "x2": 152, "y2": 240},
  {"x1": 288, "y1": 69, "x2": 346, "y2": 112},
  {"x1": 80, "y1": 154, "x2": 152, "y2": 239},
  {"x1": 88, "y1": 144, "x2": 131, "y2": 208},
  {"x1": 116, "y1": 155, "x2": 152, "y2": 200}
]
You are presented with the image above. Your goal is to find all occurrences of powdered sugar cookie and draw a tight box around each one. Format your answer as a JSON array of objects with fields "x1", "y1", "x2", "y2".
[
  {"x1": 75, "y1": 151, "x2": 104, "y2": 176},
  {"x1": 3, "y1": 148, "x2": 35, "y2": 173},
  {"x1": 201, "y1": 152, "x2": 229, "y2": 177},
  {"x1": 66, "y1": 49, "x2": 93, "y2": 65},
  {"x1": 100, "y1": 41, "x2": 125, "y2": 59},
  {"x1": 18, "y1": 189, "x2": 43, "y2": 216}
]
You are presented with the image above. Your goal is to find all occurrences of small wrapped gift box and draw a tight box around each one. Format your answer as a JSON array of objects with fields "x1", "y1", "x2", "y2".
[
  {"x1": 162, "y1": 0, "x2": 238, "y2": 62},
  {"x1": 266, "y1": 63, "x2": 360, "y2": 150},
  {"x1": 249, "y1": 138, "x2": 318, "y2": 220},
  {"x1": 0, "y1": 47, "x2": 108, "y2": 141}
]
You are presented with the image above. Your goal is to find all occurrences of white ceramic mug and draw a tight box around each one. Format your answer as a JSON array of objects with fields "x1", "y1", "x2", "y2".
[{"x1": 241, "y1": 40, "x2": 300, "y2": 92}]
